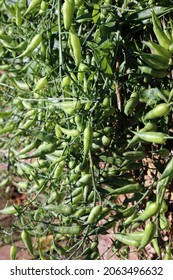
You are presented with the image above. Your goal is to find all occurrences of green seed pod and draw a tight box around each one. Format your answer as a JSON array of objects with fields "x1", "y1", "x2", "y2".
[
  {"x1": 110, "y1": 183, "x2": 142, "y2": 195},
  {"x1": 74, "y1": 0, "x2": 84, "y2": 8},
  {"x1": 151, "y1": 238, "x2": 161, "y2": 258},
  {"x1": 24, "y1": 0, "x2": 42, "y2": 16},
  {"x1": 10, "y1": 245, "x2": 17, "y2": 260},
  {"x1": 144, "y1": 103, "x2": 170, "y2": 120},
  {"x1": 133, "y1": 202, "x2": 159, "y2": 222},
  {"x1": 74, "y1": 208, "x2": 88, "y2": 218},
  {"x1": 123, "y1": 211, "x2": 138, "y2": 227},
  {"x1": 123, "y1": 150, "x2": 146, "y2": 160},
  {"x1": 20, "y1": 143, "x2": 57, "y2": 159},
  {"x1": 159, "y1": 214, "x2": 169, "y2": 230},
  {"x1": 165, "y1": 242, "x2": 172, "y2": 260},
  {"x1": 62, "y1": 0, "x2": 75, "y2": 30},
  {"x1": 33, "y1": 76, "x2": 47, "y2": 92},
  {"x1": 17, "y1": 33, "x2": 42, "y2": 58},
  {"x1": 138, "y1": 221, "x2": 156, "y2": 251},
  {"x1": 47, "y1": 191, "x2": 59, "y2": 204},
  {"x1": 101, "y1": 135, "x2": 111, "y2": 146},
  {"x1": 124, "y1": 91, "x2": 139, "y2": 115},
  {"x1": 53, "y1": 225, "x2": 82, "y2": 235},
  {"x1": 39, "y1": 1, "x2": 48, "y2": 14},
  {"x1": 159, "y1": 157, "x2": 173, "y2": 181},
  {"x1": 76, "y1": 174, "x2": 92, "y2": 187},
  {"x1": 59, "y1": 126, "x2": 80, "y2": 137},
  {"x1": 132, "y1": 131, "x2": 168, "y2": 144},
  {"x1": 53, "y1": 161, "x2": 65, "y2": 179},
  {"x1": 160, "y1": 199, "x2": 168, "y2": 213},
  {"x1": 21, "y1": 230, "x2": 34, "y2": 255},
  {"x1": 18, "y1": 139, "x2": 40, "y2": 156},
  {"x1": 44, "y1": 204, "x2": 73, "y2": 215},
  {"x1": 61, "y1": 75, "x2": 71, "y2": 88},
  {"x1": 116, "y1": 207, "x2": 136, "y2": 219},
  {"x1": 69, "y1": 32, "x2": 82, "y2": 66},
  {"x1": 16, "y1": 6, "x2": 22, "y2": 27},
  {"x1": 126, "y1": 231, "x2": 144, "y2": 242},
  {"x1": 83, "y1": 122, "x2": 93, "y2": 158},
  {"x1": 57, "y1": 100, "x2": 81, "y2": 115},
  {"x1": 71, "y1": 187, "x2": 83, "y2": 197},
  {"x1": 0, "y1": 124, "x2": 15, "y2": 136},
  {"x1": 72, "y1": 192, "x2": 83, "y2": 205},
  {"x1": 113, "y1": 233, "x2": 140, "y2": 247},
  {"x1": 127, "y1": 122, "x2": 157, "y2": 148},
  {"x1": 86, "y1": 205, "x2": 102, "y2": 224},
  {"x1": 0, "y1": 205, "x2": 18, "y2": 215}
]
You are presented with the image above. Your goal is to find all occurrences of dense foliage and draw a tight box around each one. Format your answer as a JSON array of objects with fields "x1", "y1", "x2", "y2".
[{"x1": 0, "y1": 0, "x2": 173, "y2": 260}]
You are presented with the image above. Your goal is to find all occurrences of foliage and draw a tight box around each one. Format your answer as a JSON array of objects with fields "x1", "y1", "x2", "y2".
[{"x1": 0, "y1": 0, "x2": 173, "y2": 260}]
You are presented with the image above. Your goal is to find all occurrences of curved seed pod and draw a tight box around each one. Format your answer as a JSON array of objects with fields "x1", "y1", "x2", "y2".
[
  {"x1": 109, "y1": 183, "x2": 142, "y2": 195},
  {"x1": 126, "y1": 231, "x2": 144, "y2": 242},
  {"x1": 21, "y1": 230, "x2": 34, "y2": 255},
  {"x1": 16, "y1": 6, "x2": 22, "y2": 27},
  {"x1": 127, "y1": 122, "x2": 157, "y2": 148},
  {"x1": 17, "y1": 139, "x2": 40, "y2": 156},
  {"x1": 20, "y1": 143, "x2": 57, "y2": 159},
  {"x1": 53, "y1": 161, "x2": 66, "y2": 179},
  {"x1": 152, "y1": 238, "x2": 161, "y2": 258},
  {"x1": 33, "y1": 76, "x2": 47, "y2": 92},
  {"x1": 138, "y1": 221, "x2": 156, "y2": 251},
  {"x1": 59, "y1": 126, "x2": 80, "y2": 137},
  {"x1": 113, "y1": 233, "x2": 140, "y2": 247},
  {"x1": 159, "y1": 157, "x2": 173, "y2": 181},
  {"x1": 24, "y1": 0, "x2": 42, "y2": 16},
  {"x1": 144, "y1": 103, "x2": 170, "y2": 120},
  {"x1": 132, "y1": 131, "x2": 168, "y2": 144},
  {"x1": 17, "y1": 33, "x2": 42, "y2": 58},
  {"x1": 0, "y1": 124, "x2": 15, "y2": 135},
  {"x1": 116, "y1": 207, "x2": 136, "y2": 219},
  {"x1": 133, "y1": 202, "x2": 159, "y2": 222}
]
